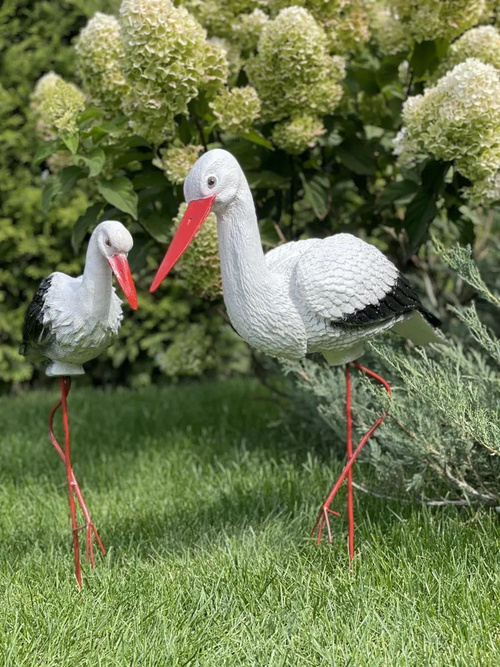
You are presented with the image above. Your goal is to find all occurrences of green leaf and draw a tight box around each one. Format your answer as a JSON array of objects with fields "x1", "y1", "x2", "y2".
[
  {"x1": 435, "y1": 38, "x2": 450, "y2": 60},
  {"x1": 177, "y1": 116, "x2": 194, "y2": 145},
  {"x1": 113, "y1": 149, "x2": 154, "y2": 170},
  {"x1": 71, "y1": 203, "x2": 103, "y2": 253},
  {"x1": 34, "y1": 140, "x2": 62, "y2": 165},
  {"x1": 83, "y1": 121, "x2": 124, "y2": 143},
  {"x1": 97, "y1": 176, "x2": 138, "y2": 219},
  {"x1": 404, "y1": 189, "x2": 438, "y2": 253},
  {"x1": 138, "y1": 210, "x2": 170, "y2": 243},
  {"x1": 132, "y1": 169, "x2": 169, "y2": 190},
  {"x1": 41, "y1": 179, "x2": 62, "y2": 216},
  {"x1": 300, "y1": 173, "x2": 329, "y2": 220},
  {"x1": 239, "y1": 129, "x2": 274, "y2": 151},
  {"x1": 336, "y1": 138, "x2": 375, "y2": 175},
  {"x1": 455, "y1": 217, "x2": 476, "y2": 247},
  {"x1": 352, "y1": 67, "x2": 380, "y2": 94},
  {"x1": 223, "y1": 139, "x2": 262, "y2": 170},
  {"x1": 77, "y1": 107, "x2": 103, "y2": 124},
  {"x1": 377, "y1": 180, "x2": 419, "y2": 208},
  {"x1": 41, "y1": 166, "x2": 84, "y2": 215},
  {"x1": 85, "y1": 125, "x2": 109, "y2": 143},
  {"x1": 61, "y1": 133, "x2": 79, "y2": 155},
  {"x1": 376, "y1": 54, "x2": 406, "y2": 88},
  {"x1": 246, "y1": 171, "x2": 289, "y2": 189},
  {"x1": 410, "y1": 40, "x2": 443, "y2": 77},
  {"x1": 421, "y1": 160, "x2": 450, "y2": 196},
  {"x1": 76, "y1": 148, "x2": 106, "y2": 177}
]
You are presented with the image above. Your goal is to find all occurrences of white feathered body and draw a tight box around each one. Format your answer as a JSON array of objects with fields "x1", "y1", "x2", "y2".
[
  {"x1": 216, "y1": 185, "x2": 440, "y2": 365},
  {"x1": 38, "y1": 273, "x2": 122, "y2": 363},
  {"x1": 22, "y1": 232, "x2": 124, "y2": 376}
]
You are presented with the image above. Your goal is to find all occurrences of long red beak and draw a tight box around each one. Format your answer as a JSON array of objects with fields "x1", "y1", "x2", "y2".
[
  {"x1": 150, "y1": 195, "x2": 216, "y2": 293},
  {"x1": 107, "y1": 254, "x2": 138, "y2": 310}
]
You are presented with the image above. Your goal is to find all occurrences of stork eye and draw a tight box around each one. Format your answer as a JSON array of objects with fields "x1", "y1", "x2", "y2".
[
  {"x1": 207, "y1": 175, "x2": 217, "y2": 188},
  {"x1": 105, "y1": 238, "x2": 112, "y2": 247}
]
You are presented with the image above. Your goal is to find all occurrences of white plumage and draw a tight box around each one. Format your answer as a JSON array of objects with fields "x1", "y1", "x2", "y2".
[
  {"x1": 21, "y1": 220, "x2": 137, "y2": 376},
  {"x1": 155, "y1": 149, "x2": 440, "y2": 365}
]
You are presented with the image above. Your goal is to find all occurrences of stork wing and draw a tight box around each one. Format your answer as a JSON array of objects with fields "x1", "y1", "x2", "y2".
[
  {"x1": 293, "y1": 234, "x2": 421, "y2": 324},
  {"x1": 20, "y1": 275, "x2": 54, "y2": 357},
  {"x1": 265, "y1": 239, "x2": 319, "y2": 277}
]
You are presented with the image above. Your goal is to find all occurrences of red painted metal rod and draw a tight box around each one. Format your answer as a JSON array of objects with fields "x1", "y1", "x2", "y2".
[
  {"x1": 310, "y1": 361, "x2": 392, "y2": 554},
  {"x1": 48, "y1": 393, "x2": 106, "y2": 564}
]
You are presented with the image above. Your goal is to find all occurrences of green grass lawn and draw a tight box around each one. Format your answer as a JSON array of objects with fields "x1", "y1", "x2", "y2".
[{"x1": 0, "y1": 379, "x2": 499, "y2": 665}]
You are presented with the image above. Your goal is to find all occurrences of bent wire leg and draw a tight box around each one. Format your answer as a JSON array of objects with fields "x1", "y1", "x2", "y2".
[
  {"x1": 48, "y1": 378, "x2": 105, "y2": 585},
  {"x1": 310, "y1": 361, "x2": 392, "y2": 557}
]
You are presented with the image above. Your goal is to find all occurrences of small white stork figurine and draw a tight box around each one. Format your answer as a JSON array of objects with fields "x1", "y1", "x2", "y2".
[
  {"x1": 150, "y1": 149, "x2": 441, "y2": 561},
  {"x1": 21, "y1": 220, "x2": 138, "y2": 586}
]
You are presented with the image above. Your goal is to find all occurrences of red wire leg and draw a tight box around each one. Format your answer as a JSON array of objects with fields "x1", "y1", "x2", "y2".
[
  {"x1": 310, "y1": 361, "x2": 392, "y2": 552},
  {"x1": 60, "y1": 377, "x2": 82, "y2": 587},
  {"x1": 346, "y1": 363, "x2": 354, "y2": 561},
  {"x1": 48, "y1": 379, "x2": 106, "y2": 584}
]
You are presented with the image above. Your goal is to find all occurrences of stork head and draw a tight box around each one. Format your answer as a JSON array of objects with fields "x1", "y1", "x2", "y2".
[
  {"x1": 184, "y1": 149, "x2": 243, "y2": 211},
  {"x1": 93, "y1": 220, "x2": 138, "y2": 310},
  {"x1": 150, "y1": 149, "x2": 243, "y2": 293}
]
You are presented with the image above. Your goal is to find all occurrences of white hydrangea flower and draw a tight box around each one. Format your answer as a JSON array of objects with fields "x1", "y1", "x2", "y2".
[
  {"x1": 267, "y1": 0, "x2": 371, "y2": 53},
  {"x1": 233, "y1": 9, "x2": 269, "y2": 54},
  {"x1": 119, "y1": 0, "x2": 227, "y2": 144},
  {"x1": 246, "y1": 7, "x2": 345, "y2": 123},
  {"x1": 210, "y1": 86, "x2": 261, "y2": 133},
  {"x1": 170, "y1": 202, "x2": 222, "y2": 299},
  {"x1": 153, "y1": 144, "x2": 203, "y2": 185},
  {"x1": 31, "y1": 72, "x2": 86, "y2": 139},
  {"x1": 75, "y1": 13, "x2": 129, "y2": 116},
  {"x1": 272, "y1": 115, "x2": 325, "y2": 154},
  {"x1": 436, "y1": 26, "x2": 500, "y2": 78},
  {"x1": 387, "y1": 0, "x2": 485, "y2": 43},
  {"x1": 397, "y1": 59, "x2": 500, "y2": 203},
  {"x1": 371, "y1": 5, "x2": 412, "y2": 54}
]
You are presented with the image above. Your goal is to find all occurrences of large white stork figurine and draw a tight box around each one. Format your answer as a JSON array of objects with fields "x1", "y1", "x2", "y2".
[
  {"x1": 21, "y1": 220, "x2": 138, "y2": 586},
  {"x1": 150, "y1": 149, "x2": 441, "y2": 561}
]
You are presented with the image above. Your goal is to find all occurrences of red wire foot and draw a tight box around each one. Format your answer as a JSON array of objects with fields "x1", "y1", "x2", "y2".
[
  {"x1": 310, "y1": 506, "x2": 341, "y2": 545},
  {"x1": 49, "y1": 378, "x2": 106, "y2": 586}
]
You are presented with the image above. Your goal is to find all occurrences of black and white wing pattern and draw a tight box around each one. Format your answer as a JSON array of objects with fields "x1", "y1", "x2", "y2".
[
  {"x1": 294, "y1": 233, "x2": 438, "y2": 327},
  {"x1": 341, "y1": 273, "x2": 440, "y2": 326},
  {"x1": 20, "y1": 275, "x2": 54, "y2": 359}
]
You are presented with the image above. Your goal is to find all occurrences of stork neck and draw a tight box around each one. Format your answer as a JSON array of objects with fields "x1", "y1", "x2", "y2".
[
  {"x1": 81, "y1": 235, "x2": 113, "y2": 319},
  {"x1": 216, "y1": 183, "x2": 270, "y2": 291}
]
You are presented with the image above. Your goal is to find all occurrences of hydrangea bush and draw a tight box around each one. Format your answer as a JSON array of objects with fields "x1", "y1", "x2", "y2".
[
  {"x1": 395, "y1": 59, "x2": 500, "y2": 203},
  {"x1": 20, "y1": 0, "x2": 500, "y2": 387}
]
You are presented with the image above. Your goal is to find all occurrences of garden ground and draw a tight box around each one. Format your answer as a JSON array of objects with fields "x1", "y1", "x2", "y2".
[{"x1": 0, "y1": 379, "x2": 498, "y2": 665}]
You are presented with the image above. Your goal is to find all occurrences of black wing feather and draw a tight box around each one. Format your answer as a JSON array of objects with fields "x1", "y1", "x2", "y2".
[
  {"x1": 20, "y1": 276, "x2": 53, "y2": 356},
  {"x1": 341, "y1": 274, "x2": 441, "y2": 327}
]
